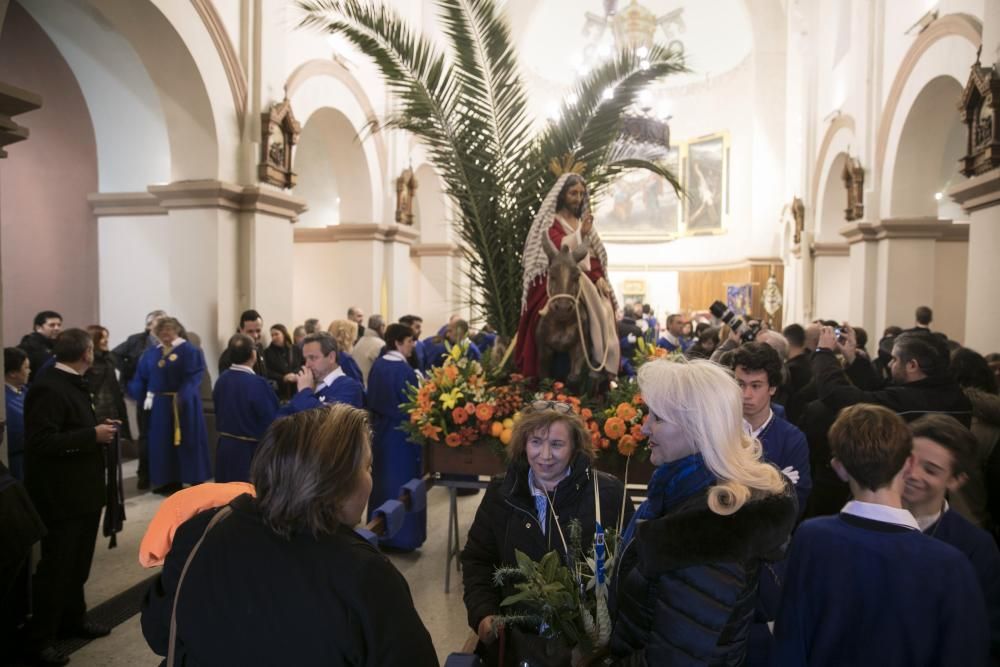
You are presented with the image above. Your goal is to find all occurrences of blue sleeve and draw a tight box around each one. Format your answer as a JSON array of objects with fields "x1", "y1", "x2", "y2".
[
  {"x1": 967, "y1": 533, "x2": 1000, "y2": 657},
  {"x1": 467, "y1": 342, "x2": 481, "y2": 361},
  {"x1": 181, "y1": 347, "x2": 205, "y2": 402},
  {"x1": 278, "y1": 388, "x2": 320, "y2": 416},
  {"x1": 332, "y1": 379, "x2": 365, "y2": 409},
  {"x1": 253, "y1": 380, "x2": 280, "y2": 435},
  {"x1": 941, "y1": 557, "x2": 990, "y2": 666},
  {"x1": 771, "y1": 532, "x2": 811, "y2": 665}
]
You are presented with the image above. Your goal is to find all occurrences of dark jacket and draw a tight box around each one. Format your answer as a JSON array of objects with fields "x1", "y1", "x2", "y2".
[
  {"x1": 23, "y1": 366, "x2": 106, "y2": 522},
  {"x1": 141, "y1": 494, "x2": 438, "y2": 666},
  {"x1": 812, "y1": 349, "x2": 973, "y2": 426},
  {"x1": 263, "y1": 342, "x2": 304, "y2": 401},
  {"x1": 18, "y1": 331, "x2": 54, "y2": 383},
  {"x1": 610, "y1": 483, "x2": 797, "y2": 666},
  {"x1": 218, "y1": 342, "x2": 268, "y2": 378},
  {"x1": 85, "y1": 350, "x2": 131, "y2": 439},
  {"x1": 112, "y1": 330, "x2": 154, "y2": 388},
  {"x1": 461, "y1": 454, "x2": 635, "y2": 634}
]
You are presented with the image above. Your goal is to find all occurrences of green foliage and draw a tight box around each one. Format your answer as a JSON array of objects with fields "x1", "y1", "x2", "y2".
[{"x1": 298, "y1": 0, "x2": 686, "y2": 338}]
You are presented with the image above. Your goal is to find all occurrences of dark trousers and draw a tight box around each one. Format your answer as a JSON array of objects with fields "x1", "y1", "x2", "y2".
[
  {"x1": 137, "y1": 407, "x2": 151, "y2": 482},
  {"x1": 1, "y1": 553, "x2": 30, "y2": 662},
  {"x1": 26, "y1": 511, "x2": 101, "y2": 648}
]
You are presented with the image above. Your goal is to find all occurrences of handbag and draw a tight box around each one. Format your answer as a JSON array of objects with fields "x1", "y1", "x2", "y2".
[{"x1": 166, "y1": 505, "x2": 232, "y2": 667}]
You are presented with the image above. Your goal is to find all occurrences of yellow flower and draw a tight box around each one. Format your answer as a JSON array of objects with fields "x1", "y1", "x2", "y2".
[
  {"x1": 439, "y1": 388, "x2": 463, "y2": 410},
  {"x1": 449, "y1": 342, "x2": 464, "y2": 361}
]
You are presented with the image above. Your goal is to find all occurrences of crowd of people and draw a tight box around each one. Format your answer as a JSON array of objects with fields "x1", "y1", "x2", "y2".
[{"x1": 3, "y1": 298, "x2": 1000, "y2": 665}]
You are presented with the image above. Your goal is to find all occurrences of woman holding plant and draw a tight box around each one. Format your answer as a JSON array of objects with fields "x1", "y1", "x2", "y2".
[
  {"x1": 609, "y1": 359, "x2": 797, "y2": 665},
  {"x1": 462, "y1": 401, "x2": 633, "y2": 665}
]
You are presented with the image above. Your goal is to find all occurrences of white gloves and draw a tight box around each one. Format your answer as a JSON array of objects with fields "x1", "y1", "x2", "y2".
[
  {"x1": 144, "y1": 392, "x2": 154, "y2": 411},
  {"x1": 781, "y1": 466, "x2": 800, "y2": 485}
]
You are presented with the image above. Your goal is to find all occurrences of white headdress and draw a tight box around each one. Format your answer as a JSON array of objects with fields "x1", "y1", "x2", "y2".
[{"x1": 520, "y1": 174, "x2": 614, "y2": 311}]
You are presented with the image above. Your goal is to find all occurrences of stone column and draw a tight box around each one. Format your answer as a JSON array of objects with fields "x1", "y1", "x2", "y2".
[
  {"x1": 842, "y1": 217, "x2": 968, "y2": 341},
  {"x1": 949, "y1": 169, "x2": 1000, "y2": 352}
]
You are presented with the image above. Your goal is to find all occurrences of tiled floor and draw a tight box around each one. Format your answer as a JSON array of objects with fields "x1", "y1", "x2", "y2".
[{"x1": 65, "y1": 462, "x2": 482, "y2": 665}]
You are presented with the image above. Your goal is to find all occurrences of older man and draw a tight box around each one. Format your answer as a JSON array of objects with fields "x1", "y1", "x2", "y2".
[
  {"x1": 24, "y1": 329, "x2": 119, "y2": 665},
  {"x1": 352, "y1": 315, "x2": 387, "y2": 385},
  {"x1": 278, "y1": 332, "x2": 364, "y2": 415}
]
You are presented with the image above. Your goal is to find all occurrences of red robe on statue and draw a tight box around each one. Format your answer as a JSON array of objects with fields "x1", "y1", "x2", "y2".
[{"x1": 515, "y1": 220, "x2": 606, "y2": 379}]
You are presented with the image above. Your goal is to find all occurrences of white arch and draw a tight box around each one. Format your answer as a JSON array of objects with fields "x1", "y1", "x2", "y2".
[{"x1": 287, "y1": 64, "x2": 386, "y2": 224}]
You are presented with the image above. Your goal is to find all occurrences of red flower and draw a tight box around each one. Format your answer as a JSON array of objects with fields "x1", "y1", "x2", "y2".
[
  {"x1": 445, "y1": 433, "x2": 462, "y2": 448},
  {"x1": 452, "y1": 407, "x2": 469, "y2": 425}
]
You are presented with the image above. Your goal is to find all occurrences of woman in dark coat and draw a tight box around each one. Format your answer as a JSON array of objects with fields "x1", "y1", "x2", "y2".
[
  {"x1": 263, "y1": 323, "x2": 303, "y2": 401},
  {"x1": 462, "y1": 402, "x2": 634, "y2": 665},
  {"x1": 141, "y1": 404, "x2": 438, "y2": 666},
  {"x1": 609, "y1": 359, "x2": 797, "y2": 666},
  {"x1": 85, "y1": 326, "x2": 130, "y2": 438}
]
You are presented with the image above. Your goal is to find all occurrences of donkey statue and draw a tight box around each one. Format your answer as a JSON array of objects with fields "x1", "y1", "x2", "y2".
[{"x1": 536, "y1": 236, "x2": 593, "y2": 388}]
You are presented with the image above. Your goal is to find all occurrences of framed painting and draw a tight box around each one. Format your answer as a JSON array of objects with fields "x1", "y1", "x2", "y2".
[
  {"x1": 596, "y1": 147, "x2": 681, "y2": 242},
  {"x1": 683, "y1": 132, "x2": 728, "y2": 235}
]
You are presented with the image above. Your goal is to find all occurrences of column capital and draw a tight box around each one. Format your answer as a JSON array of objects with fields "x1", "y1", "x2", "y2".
[
  {"x1": 293, "y1": 223, "x2": 420, "y2": 244},
  {"x1": 90, "y1": 181, "x2": 308, "y2": 221},
  {"x1": 948, "y1": 168, "x2": 1000, "y2": 214},
  {"x1": 811, "y1": 242, "x2": 851, "y2": 256},
  {"x1": 841, "y1": 218, "x2": 968, "y2": 243},
  {"x1": 410, "y1": 243, "x2": 464, "y2": 258}
]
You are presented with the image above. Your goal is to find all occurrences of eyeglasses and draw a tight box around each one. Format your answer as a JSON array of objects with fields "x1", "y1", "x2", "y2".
[{"x1": 530, "y1": 400, "x2": 574, "y2": 414}]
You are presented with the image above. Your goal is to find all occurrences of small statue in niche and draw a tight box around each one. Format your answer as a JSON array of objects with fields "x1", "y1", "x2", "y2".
[
  {"x1": 258, "y1": 99, "x2": 300, "y2": 189},
  {"x1": 791, "y1": 196, "x2": 805, "y2": 246},
  {"x1": 396, "y1": 167, "x2": 418, "y2": 225},
  {"x1": 958, "y1": 46, "x2": 1000, "y2": 177},
  {"x1": 842, "y1": 156, "x2": 864, "y2": 222}
]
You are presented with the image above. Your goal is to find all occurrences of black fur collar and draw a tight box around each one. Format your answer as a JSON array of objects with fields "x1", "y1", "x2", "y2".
[{"x1": 635, "y1": 483, "x2": 797, "y2": 575}]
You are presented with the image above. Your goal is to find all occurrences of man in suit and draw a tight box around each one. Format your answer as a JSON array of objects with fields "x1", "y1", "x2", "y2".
[
  {"x1": 23, "y1": 329, "x2": 119, "y2": 666},
  {"x1": 18, "y1": 310, "x2": 62, "y2": 383},
  {"x1": 217, "y1": 309, "x2": 268, "y2": 378},
  {"x1": 278, "y1": 332, "x2": 364, "y2": 415}
]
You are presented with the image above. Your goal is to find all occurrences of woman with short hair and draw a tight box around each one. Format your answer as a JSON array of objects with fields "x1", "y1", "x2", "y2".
[
  {"x1": 328, "y1": 319, "x2": 364, "y2": 383},
  {"x1": 462, "y1": 402, "x2": 633, "y2": 664},
  {"x1": 141, "y1": 404, "x2": 438, "y2": 666},
  {"x1": 610, "y1": 358, "x2": 797, "y2": 665}
]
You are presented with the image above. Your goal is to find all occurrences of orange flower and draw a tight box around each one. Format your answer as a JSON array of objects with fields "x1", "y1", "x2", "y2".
[
  {"x1": 420, "y1": 423, "x2": 442, "y2": 441},
  {"x1": 556, "y1": 394, "x2": 568, "y2": 402},
  {"x1": 444, "y1": 365, "x2": 460, "y2": 381},
  {"x1": 553, "y1": 382, "x2": 565, "y2": 391},
  {"x1": 476, "y1": 403, "x2": 495, "y2": 422},
  {"x1": 600, "y1": 438, "x2": 610, "y2": 450},
  {"x1": 544, "y1": 392, "x2": 554, "y2": 400},
  {"x1": 630, "y1": 424, "x2": 645, "y2": 441},
  {"x1": 591, "y1": 431, "x2": 602, "y2": 448},
  {"x1": 445, "y1": 432, "x2": 463, "y2": 448},
  {"x1": 616, "y1": 403, "x2": 638, "y2": 422},
  {"x1": 617, "y1": 435, "x2": 637, "y2": 457},
  {"x1": 604, "y1": 417, "x2": 627, "y2": 440},
  {"x1": 410, "y1": 410, "x2": 425, "y2": 424},
  {"x1": 452, "y1": 407, "x2": 469, "y2": 424},
  {"x1": 581, "y1": 408, "x2": 593, "y2": 420},
  {"x1": 632, "y1": 394, "x2": 645, "y2": 406}
]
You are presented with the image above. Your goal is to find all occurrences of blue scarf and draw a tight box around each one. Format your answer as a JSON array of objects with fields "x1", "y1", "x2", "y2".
[{"x1": 621, "y1": 453, "x2": 715, "y2": 547}]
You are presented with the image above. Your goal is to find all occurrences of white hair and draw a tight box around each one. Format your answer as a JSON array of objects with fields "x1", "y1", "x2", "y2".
[
  {"x1": 757, "y1": 329, "x2": 789, "y2": 362},
  {"x1": 638, "y1": 358, "x2": 786, "y2": 515}
]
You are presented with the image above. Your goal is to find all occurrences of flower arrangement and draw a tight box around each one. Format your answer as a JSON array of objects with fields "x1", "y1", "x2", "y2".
[
  {"x1": 400, "y1": 342, "x2": 526, "y2": 455},
  {"x1": 632, "y1": 336, "x2": 685, "y2": 369}
]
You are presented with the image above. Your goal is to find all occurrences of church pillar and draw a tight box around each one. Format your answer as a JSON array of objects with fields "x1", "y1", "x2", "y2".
[
  {"x1": 949, "y1": 169, "x2": 1000, "y2": 352},
  {"x1": 410, "y1": 243, "x2": 465, "y2": 331},
  {"x1": 292, "y1": 223, "x2": 418, "y2": 329},
  {"x1": 844, "y1": 218, "x2": 968, "y2": 342}
]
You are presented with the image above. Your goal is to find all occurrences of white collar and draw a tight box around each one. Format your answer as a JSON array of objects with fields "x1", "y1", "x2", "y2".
[
  {"x1": 316, "y1": 366, "x2": 345, "y2": 390},
  {"x1": 229, "y1": 364, "x2": 255, "y2": 375},
  {"x1": 384, "y1": 351, "x2": 407, "y2": 363},
  {"x1": 915, "y1": 499, "x2": 950, "y2": 532},
  {"x1": 528, "y1": 466, "x2": 571, "y2": 497},
  {"x1": 5, "y1": 383, "x2": 24, "y2": 394},
  {"x1": 742, "y1": 408, "x2": 775, "y2": 439},
  {"x1": 55, "y1": 362, "x2": 81, "y2": 376},
  {"x1": 662, "y1": 331, "x2": 681, "y2": 346},
  {"x1": 841, "y1": 500, "x2": 919, "y2": 530},
  {"x1": 160, "y1": 338, "x2": 186, "y2": 349}
]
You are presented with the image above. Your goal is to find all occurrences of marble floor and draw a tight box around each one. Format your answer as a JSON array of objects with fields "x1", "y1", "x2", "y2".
[{"x1": 61, "y1": 460, "x2": 483, "y2": 666}]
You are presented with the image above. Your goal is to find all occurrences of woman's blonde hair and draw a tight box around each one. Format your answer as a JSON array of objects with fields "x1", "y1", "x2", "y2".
[
  {"x1": 638, "y1": 358, "x2": 786, "y2": 515},
  {"x1": 328, "y1": 319, "x2": 358, "y2": 354}
]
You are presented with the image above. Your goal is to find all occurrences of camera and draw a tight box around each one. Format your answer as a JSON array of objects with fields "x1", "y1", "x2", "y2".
[{"x1": 709, "y1": 300, "x2": 760, "y2": 343}]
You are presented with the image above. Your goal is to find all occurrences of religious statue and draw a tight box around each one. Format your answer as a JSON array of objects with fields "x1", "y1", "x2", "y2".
[
  {"x1": 395, "y1": 167, "x2": 418, "y2": 225},
  {"x1": 514, "y1": 173, "x2": 620, "y2": 385},
  {"x1": 258, "y1": 99, "x2": 300, "y2": 189}
]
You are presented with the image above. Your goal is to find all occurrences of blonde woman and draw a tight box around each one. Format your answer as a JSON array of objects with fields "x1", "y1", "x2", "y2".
[
  {"x1": 610, "y1": 358, "x2": 796, "y2": 665},
  {"x1": 327, "y1": 319, "x2": 364, "y2": 383}
]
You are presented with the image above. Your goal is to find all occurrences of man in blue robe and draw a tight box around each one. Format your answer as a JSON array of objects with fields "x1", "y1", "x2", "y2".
[
  {"x1": 128, "y1": 317, "x2": 211, "y2": 493},
  {"x1": 212, "y1": 334, "x2": 278, "y2": 483},
  {"x1": 904, "y1": 414, "x2": 1000, "y2": 661},
  {"x1": 367, "y1": 324, "x2": 425, "y2": 550},
  {"x1": 278, "y1": 332, "x2": 364, "y2": 416}
]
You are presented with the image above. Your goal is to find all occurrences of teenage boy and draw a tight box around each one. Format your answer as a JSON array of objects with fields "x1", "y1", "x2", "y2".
[
  {"x1": 772, "y1": 403, "x2": 988, "y2": 666},
  {"x1": 731, "y1": 343, "x2": 811, "y2": 515},
  {"x1": 904, "y1": 413, "x2": 1000, "y2": 661}
]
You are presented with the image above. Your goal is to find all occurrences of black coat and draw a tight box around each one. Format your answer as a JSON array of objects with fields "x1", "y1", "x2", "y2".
[
  {"x1": 112, "y1": 329, "x2": 154, "y2": 388},
  {"x1": 23, "y1": 367, "x2": 105, "y2": 522},
  {"x1": 812, "y1": 349, "x2": 973, "y2": 426},
  {"x1": 85, "y1": 351, "x2": 131, "y2": 439},
  {"x1": 218, "y1": 343, "x2": 268, "y2": 378},
  {"x1": 263, "y1": 343, "x2": 304, "y2": 401},
  {"x1": 461, "y1": 454, "x2": 635, "y2": 633},
  {"x1": 18, "y1": 331, "x2": 54, "y2": 383},
  {"x1": 141, "y1": 494, "x2": 438, "y2": 667},
  {"x1": 610, "y1": 483, "x2": 797, "y2": 666}
]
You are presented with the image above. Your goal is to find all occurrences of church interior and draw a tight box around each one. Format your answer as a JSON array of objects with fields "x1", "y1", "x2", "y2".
[{"x1": 2, "y1": 0, "x2": 1000, "y2": 665}]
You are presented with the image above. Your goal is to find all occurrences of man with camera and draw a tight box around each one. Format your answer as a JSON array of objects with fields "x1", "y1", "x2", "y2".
[{"x1": 812, "y1": 325, "x2": 972, "y2": 427}]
